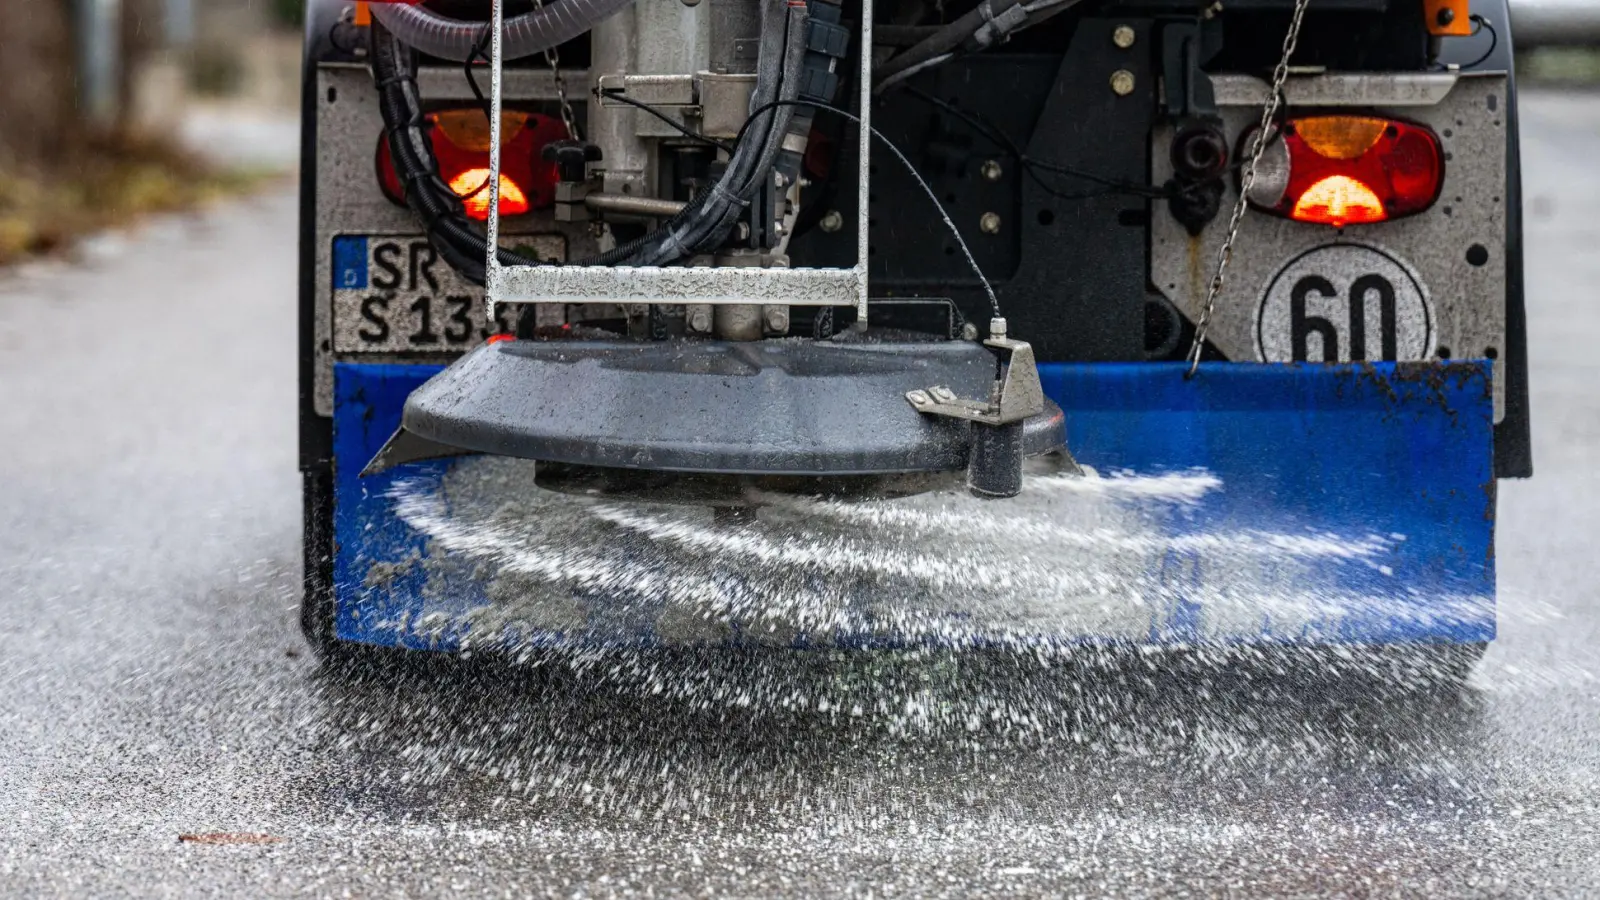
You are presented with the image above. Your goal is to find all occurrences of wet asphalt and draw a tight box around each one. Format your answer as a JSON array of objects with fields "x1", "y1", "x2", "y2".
[{"x1": 2, "y1": 89, "x2": 1599, "y2": 898}]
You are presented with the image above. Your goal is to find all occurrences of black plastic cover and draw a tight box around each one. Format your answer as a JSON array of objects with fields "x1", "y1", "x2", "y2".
[{"x1": 396, "y1": 339, "x2": 1066, "y2": 475}]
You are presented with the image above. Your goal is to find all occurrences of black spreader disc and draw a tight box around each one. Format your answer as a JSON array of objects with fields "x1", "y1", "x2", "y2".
[{"x1": 395, "y1": 338, "x2": 1066, "y2": 476}]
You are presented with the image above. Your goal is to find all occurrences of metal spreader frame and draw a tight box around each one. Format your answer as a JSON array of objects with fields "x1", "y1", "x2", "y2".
[{"x1": 481, "y1": 0, "x2": 873, "y2": 321}]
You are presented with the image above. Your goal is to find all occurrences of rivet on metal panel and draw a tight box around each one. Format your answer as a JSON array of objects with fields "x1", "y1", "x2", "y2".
[
  {"x1": 1112, "y1": 25, "x2": 1136, "y2": 49},
  {"x1": 980, "y1": 159, "x2": 1003, "y2": 181},
  {"x1": 979, "y1": 212, "x2": 1002, "y2": 234},
  {"x1": 1110, "y1": 70, "x2": 1136, "y2": 97}
]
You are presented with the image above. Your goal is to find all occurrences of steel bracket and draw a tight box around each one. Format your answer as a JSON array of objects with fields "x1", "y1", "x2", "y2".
[{"x1": 906, "y1": 334, "x2": 1046, "y2": 426}]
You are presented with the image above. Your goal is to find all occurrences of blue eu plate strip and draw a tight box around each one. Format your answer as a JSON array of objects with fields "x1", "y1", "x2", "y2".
[{"x1": 331, "y1": 236, "x2": 369, "y2": 290}]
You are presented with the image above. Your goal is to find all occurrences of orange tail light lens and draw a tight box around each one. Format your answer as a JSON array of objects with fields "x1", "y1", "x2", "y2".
[
  {"x1": 447, "y1": 168, "x2": 529, "y2": 220},
  {"x1": 1244, "y1": 115, "x2": 1444, "y2": 228},
  {"x1": 376, "y1": 109, "x2": 565, "y2": 220},
  {"x1": 1292, "y1": 175, "x2": 1387, "y2": 226}
]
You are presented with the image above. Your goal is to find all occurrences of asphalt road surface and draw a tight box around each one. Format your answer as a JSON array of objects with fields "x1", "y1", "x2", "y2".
[{"x1": 3, "y1": 90, "x2": 1599, "y2": 898}]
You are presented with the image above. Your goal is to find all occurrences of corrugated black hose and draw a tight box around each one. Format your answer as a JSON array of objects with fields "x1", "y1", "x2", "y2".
[
  {"x1": 371, "y1": 18, "x2": 541, "y2": 285},
  {"x1": 370, "y1": 3, "x2": 803, "y2": 280},
  {"x1": 593, "y1": 0, "x2": 800, "y2": 266}
]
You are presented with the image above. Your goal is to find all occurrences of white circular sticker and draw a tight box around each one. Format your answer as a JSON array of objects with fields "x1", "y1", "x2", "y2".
[{"x1": 1256, "y1": 244, "x2": 1433, "y2": 363}]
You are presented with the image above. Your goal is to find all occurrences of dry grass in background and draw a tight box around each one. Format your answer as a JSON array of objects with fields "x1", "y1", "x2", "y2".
[{"x1": 0, "y1": 135, "x2": 277, "y2": 266}]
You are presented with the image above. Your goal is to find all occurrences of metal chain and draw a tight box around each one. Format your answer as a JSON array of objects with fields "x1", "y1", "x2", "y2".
[
  {"x1": 529, "y1": 0, "x2": 581, "y2": 140},
  {"x1": 1184, "y1": 0, "x2": 1312, "y2": 376}
]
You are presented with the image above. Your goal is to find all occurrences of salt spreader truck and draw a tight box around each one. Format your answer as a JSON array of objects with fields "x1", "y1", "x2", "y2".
[{"x1": 298, "y1": 0, "x2": 1529, "y2": 672}]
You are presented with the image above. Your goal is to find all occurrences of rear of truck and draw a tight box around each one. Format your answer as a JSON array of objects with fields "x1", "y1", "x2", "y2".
[{"x1": 298, "y1": 0, "x2": 1527, "y2": 656}]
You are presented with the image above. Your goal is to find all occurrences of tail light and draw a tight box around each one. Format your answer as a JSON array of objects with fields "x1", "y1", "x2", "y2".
[
  {"x1": 376, "y1": 109, "x2": 565, "y2": 220},
  {"x1": 1243, "y1": 115, "x2": 1444, "y2": 228}
]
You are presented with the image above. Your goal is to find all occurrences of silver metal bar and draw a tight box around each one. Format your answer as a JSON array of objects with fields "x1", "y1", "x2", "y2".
[
  {"x1": 596, "y1": 74, "x2": 699, "y2": 106},
  {"x1": 856, "y1": 0, "x2": 873, "y2": 324},
  {"x1": 486, "y1": 0, "x2": 506, "y2": 320},
  {"x1": 494, "y1": 266, "x2": 861, "y2": 307},
  {"x1": 1212, "y1": 72, "x2": 1462, "y2": 108},
  {"x1": 418, "y1": 67, "x2": 591, "y2": 100},
  {"x1": 585, "y1": 194, "x2": 689, "y2": 217}
]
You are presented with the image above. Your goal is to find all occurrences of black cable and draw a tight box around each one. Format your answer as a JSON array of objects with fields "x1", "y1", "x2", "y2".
[
  {"x1": 873, "y1": 0, "x2": 1025, "y2": 87},
  {"x1": 606, "y1": 0, "x2": 805, "y2": 266},
  {"x1": 448, "y1": 25, "x2": 497, "y2": 205},
  {"x1": 465, "y1": 25, "x2": 494, "y2": 125},
  {"x1": 1026, "y1": 158, "x2": 1168, "y2": 198},
  {"x1": 1463, "y1": 15, "x2": 1498, "y2": 70},
  {"x1": 901, "y1": 85, "x2": 1167, "y2": 201},
  {"x1": 732, "y1": 97, "x2": 1002, "y2": 318},
  {"x1": 372, "y1": 18, "x2": 542, "y2": 284},
  {"x1": 874, "y1": 0, "x2": 1085, "y2": 92},
  {"x1": 599, "y1": 89, "x2": 737, "y2": 154},
  {"x1": 374, "y1": 2, "x2": 803, "y2": 284},
  {"x1": 901, "y1": 85, "x2": 1159, "y2": 198}
]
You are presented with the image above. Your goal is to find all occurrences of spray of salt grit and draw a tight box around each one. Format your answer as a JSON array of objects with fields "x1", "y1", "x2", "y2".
[
  {"x1": 357, "y1": 457, "x2": 1486, "y2": 736},
  {"x1": 296, "y1": 459, "x2": 1503, "y2": 841}
]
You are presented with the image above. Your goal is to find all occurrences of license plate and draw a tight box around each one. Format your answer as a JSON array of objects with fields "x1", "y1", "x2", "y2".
[{"x1": 330, "y1": 234, "x2": 565, "y2": 353}]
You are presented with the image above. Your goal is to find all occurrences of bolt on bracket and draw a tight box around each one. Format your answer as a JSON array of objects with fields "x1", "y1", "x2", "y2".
[{"x1": 905, "y1": 332, "x2": 1046, "y2": 427}]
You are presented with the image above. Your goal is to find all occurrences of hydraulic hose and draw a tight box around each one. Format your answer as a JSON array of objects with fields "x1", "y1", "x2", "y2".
[
  {"x1": 371, "y1": 0, "x2": 805, "y2": 278},
  {"x1": 680, "y1": 4, "x2": 806, "y2": 258},
  {"x1": 590, "y1": 0, "x2": 802, "y2": 266},
  {"x1": 647, "y1": 0, "x2": 804, "y2": 263},
  {"x1": 872, "y1": 0, "x2": 1024, "y2": 87},
  {"x1": 874, "y1": 0, "x2": 1083, "y2": 91},
  {"x1": 371, "y1": 17, "x2": 540, "y2": 283},
  {"x1": 369, "y1": 0, "x2": 635, "y2": 62}
]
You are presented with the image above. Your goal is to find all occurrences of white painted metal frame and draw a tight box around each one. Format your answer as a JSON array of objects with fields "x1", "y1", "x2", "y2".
[{"x1": 483, "y1": 0, "x2": 872, "y2": 317}]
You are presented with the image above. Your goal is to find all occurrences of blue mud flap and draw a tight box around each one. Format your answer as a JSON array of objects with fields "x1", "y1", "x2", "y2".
[{"x1": 332, "y1": 360, "x2": 1495, "y2": 651}]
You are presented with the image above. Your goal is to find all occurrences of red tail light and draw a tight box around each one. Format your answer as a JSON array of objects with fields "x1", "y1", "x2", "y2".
[
  {"x1": 1244, "y1": 115, "x2": 1444, "y2": 228},
  {"x1": 376, "y1": 109, "x2": 564, "y2": 220}
]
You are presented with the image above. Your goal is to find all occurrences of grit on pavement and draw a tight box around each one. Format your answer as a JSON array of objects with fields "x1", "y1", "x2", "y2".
[{"x1": 1, "y1": 89, "x2": 1598, "y2": 898}]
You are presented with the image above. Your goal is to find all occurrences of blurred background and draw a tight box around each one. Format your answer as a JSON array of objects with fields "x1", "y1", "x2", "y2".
[
  {"x1": 1, "y1": 0, "x2": 1597, "y2": 267},
  {"x1": 0, "y1": 0, "x2": 302, "y2": 265},
  {"x1": 0, "y1": 0, "x2": 1596, "y2": 267},
  {"x1": 1515, "y1": 0, "x2": 1600, "y2": 78}
]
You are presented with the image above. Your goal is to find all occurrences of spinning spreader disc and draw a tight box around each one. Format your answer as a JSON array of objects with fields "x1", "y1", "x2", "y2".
[{"x1": 365, "y1": 338, "x2": 1066, "y2": 477}]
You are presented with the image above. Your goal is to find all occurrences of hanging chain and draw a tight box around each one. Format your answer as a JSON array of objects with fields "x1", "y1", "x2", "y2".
[
  {"x1": 1184, "y1": 0, "x2": 1311, "y2": 376},
  {"x1": 529, "y1": 0, "x2": 581, "y2": 140}
]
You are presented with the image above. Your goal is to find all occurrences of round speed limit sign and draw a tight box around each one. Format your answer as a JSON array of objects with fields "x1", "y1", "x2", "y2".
[{"x1": 1255, "y1": 244, "x2": 1434, "y2": 364}]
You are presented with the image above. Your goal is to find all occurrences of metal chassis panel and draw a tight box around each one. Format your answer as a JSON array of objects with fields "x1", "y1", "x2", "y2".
[
  {"x1": 310, "y1": 64, "x2": 597, "y2": 417},
  {"x1": 1152, "y1": 71, "x2": 1511, "y2": 419}
]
